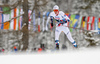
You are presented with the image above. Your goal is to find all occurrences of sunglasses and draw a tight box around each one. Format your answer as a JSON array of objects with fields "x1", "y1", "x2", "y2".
[{"x1": 53, "y1": 9, "x2": 58, "y2": 12}]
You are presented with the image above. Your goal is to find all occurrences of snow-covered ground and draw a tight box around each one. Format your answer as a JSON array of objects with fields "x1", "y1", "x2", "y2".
[{"x1": 0, "y1": 28, "x2": 100, "y2": 53}]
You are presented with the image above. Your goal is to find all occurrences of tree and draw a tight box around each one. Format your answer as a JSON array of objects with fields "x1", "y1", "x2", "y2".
[
  {"x1": 21, "y1": 0, "x2": 29, "y2": 51},
  {"x1": 21, "y1": 0, "x2": 48, "y2": 51},
  {"x1": 0, "y1": 0, "x2": 48, "y2": 51}
]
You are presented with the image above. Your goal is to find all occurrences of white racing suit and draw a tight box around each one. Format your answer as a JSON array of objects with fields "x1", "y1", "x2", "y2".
[{"x1": 49, "y1": 11, "x2": 77, "y2": 48}]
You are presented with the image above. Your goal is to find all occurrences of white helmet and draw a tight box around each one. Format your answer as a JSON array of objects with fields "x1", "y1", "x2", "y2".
[{"x1": 53, "y1": 5, "x2": 59, "y2": 10}]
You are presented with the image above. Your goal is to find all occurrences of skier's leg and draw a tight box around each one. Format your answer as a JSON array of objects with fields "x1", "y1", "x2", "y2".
[
  {"x1": 63, "y1": 27, "x2": 77, "y2": 48},
  {"x1": 55, "y1": 27, "x2": 61, "y2": 49},
  {"x1": 66, "y1": 32, "x2": 77, "y2": 48}
]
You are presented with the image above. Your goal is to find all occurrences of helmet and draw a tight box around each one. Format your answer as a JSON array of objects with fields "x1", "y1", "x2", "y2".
[{"x1": 53, "y1": 5, "x2": 59, "y2": 10}]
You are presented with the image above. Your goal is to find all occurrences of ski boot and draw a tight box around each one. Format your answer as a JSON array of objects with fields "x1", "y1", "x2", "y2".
[
  {"x1": 72, "y1": 41, "x2": 78, "y2": 48},
  {"x1": 55, "y1": 40, "x2": 59, "y2": 50},
  {"x1": 55, "y1": 43, "x2": 59, "y2": 50},
  {"x1": 73, "y1": 45, "x2": 78, "y2": 48},
  {"x1": 40, "y1": 44, "x2": 45, "y2": 50}
]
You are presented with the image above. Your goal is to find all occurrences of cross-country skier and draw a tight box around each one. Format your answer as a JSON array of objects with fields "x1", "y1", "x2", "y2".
[{"x1": 49, "y1": 5, "x2": 78, "y2": 49}]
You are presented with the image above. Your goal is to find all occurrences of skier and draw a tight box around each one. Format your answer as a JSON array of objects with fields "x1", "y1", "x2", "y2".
[{"x1": 49, "y1": 5, "x2": 78, "y2": 49}]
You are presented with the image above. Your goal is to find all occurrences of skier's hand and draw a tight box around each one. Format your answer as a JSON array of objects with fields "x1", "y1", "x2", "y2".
[
  {"x1": 62, "y1": 18, "x2": 67, "y2": 22},
  {"x1": 51, "y1": 23, "x2": 53, "y2": 27},
  {"x1": 50, "y1": 23, "x2": 53, "y2": 31},
  {"x1": 67, "y1": 19, "x2": 70, "y2": 22}
]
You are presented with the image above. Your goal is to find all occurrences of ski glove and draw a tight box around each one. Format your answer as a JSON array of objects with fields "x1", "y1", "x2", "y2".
[
  {"x1": 50, "y1": 16, "x2": 54, "y2": 27},
  {"x1": 62, "y1": 18, "x2": 70, "y2": 22}
]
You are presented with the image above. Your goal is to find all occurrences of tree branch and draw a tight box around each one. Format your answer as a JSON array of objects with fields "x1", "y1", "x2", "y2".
[
  {"x1": 0, "y1": 14, "x2": 23, "y2": 24},
  {"x1": 0, "y1": 0, "x2": 21, "y2": 14},
  {"x1": 37, "y1": 1, "x2": 48, "y2": 6},
  {"x1": 30, "y1": 0, "x2": 48, "y2": 17}
]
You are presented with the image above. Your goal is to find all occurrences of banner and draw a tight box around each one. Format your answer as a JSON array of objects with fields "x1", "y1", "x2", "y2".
[
  {"x1": 38, "y1": 12, "x2": 41, "y2": 32},
  {"x1": 33, "y1": 10, "x2": 36, "y2": 31},
  {"x1": 95, "y1": 18, "x2": 98, "y2": 33},
  {"x1": 98, "y1": 18, "x2": 100, "y2": 34},
  {"x1": 89, "y1": 17, "x2": 93, "y2": 30},
  {"x1": 18, "y1": 9, "x2": 21, "y2": 30},
  {"x1": 87, "y1": 16, "x2": 93, "y2": 30},
  {"x1": 16, "y1": 8, "x2": 20, "y2": 30},
  {"x1": 73, "y1": 15, "x2": 80, "y2": 29},
  {"x1": 3, "y1": 7, "x2": 10, "y2": 14},
  {"x1": 0, "y1": 8, "x2": 3, "y2": 29},
  {"x1": 4, "y1": 21, "x2": 10, "y2": 29},
  {"x1": 9, "y1": 9, "x2": 14, "y2": 30},
  {"x1": 82, "y1": 16, "x2": 86, "y2": 29},
  {"x1": 19, "y1": 9, "x2": 23, "y2": 30},
  {"x1": 13, "y1": 8, "x2": 17, "y2": 30},
  {"x1": 42, "y1": 11, "x2": 46, "y2": 32},
  {"x1": 28, "y1": 10, "x2": 32, "y2": 30},
  {"x1": 77, "y1": 15, "x2": 82, "y2": 28},
  {"x1": 3, "y1": 14, "x2": 10, "y2": 29},
  {"x1": 1, "y1": 10, "x2": 100, "y2": 32},
  {"x1": 87, "y1": 16, "x2": 89, "y2": 30},
  {"x1": 45, "y1": 12, "x2": 50, "y2": 31},
  {"x1": 91, "y1": 16, "x2": 95, "y2": 30},
  {"x1": 70, "y1": 14, "x2": 75, "y2": 32},
  {"x1": 1, "y1": 8, "x2": 4, "y2": 29}
]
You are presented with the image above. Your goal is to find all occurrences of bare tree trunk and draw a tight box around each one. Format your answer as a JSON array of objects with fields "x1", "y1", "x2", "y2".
[{"x1": 22, "y1": 0, "x2": 29, "y2": 51}]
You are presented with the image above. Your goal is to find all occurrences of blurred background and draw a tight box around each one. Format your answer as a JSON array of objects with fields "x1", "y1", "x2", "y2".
[{"x1": 0, "y1": 0, "x2": 100, "y2": 53}]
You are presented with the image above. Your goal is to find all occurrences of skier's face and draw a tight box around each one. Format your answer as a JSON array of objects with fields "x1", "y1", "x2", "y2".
[{"x1": 53, "y1": 9, "x2": 59, "y2": 15}]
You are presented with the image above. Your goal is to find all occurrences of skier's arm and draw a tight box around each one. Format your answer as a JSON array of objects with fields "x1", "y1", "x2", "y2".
[
  {"x1": 60, "y1": 11, "x2": 70, "y2": 22},
  {"x1": 50, "y1": 16, "x2": 53, "y2": 27},
  {"x1": 62, "y1": 15, "x2": 70, "y2": 22}
]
